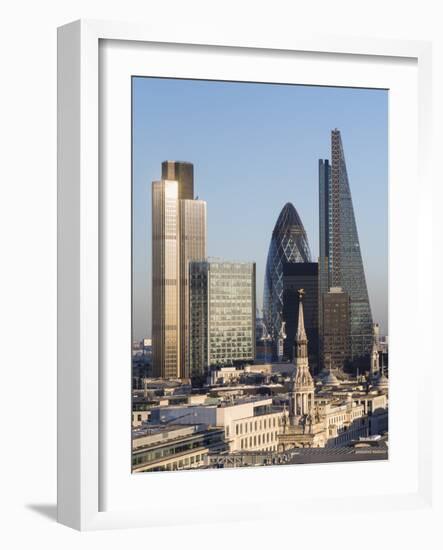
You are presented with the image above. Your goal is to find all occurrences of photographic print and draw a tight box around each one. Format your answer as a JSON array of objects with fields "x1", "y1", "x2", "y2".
[{"x1": 131, "y1": 77, "x2": 388, "y2": 473}]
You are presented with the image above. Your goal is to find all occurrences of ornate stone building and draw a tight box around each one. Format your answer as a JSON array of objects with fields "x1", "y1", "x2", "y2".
[
  {"x1": 279, "y1": 290, "x2": 327, "y2": 449},
  {"x1": 278, "y1": 290, "x2": 380, "y2": 451}
]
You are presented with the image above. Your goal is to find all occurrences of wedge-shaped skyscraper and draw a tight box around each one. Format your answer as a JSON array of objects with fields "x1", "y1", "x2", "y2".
[
  {"x1": 263, "y1": 203, "x2": 312, "y2": 359},
  {"x1": 319, "y1": 130, "x2": 373, "y2": 364}
]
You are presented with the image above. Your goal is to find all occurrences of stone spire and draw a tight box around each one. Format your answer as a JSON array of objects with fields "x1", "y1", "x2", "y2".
[
  {"x1": 369, "y1": 335, "x2": 380, "y2": 381},
  {"x1": 289, "y1": 290, "x2": 315, "y2": 425},
  {"x1": 294, "y1": 289, "x2": 309, "y2": 371},
  {"x1": 296, "y1": 289, "x2": 307, "y2": 341}
]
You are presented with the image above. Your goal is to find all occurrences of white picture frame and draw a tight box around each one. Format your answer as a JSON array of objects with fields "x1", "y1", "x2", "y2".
[{"x1": 57, "y1": 19, "x2": 434, "y2": 531}]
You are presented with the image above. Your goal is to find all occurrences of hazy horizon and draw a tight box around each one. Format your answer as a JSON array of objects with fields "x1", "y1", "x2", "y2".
[{"x1": 132, "y1": 78, "x2": 388, "y2": 340}]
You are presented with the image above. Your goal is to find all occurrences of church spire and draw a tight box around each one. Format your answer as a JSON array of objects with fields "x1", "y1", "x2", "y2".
[
  {"x1": 296, "y1": 289, "x2": 307, "y2": 342},
  {"x1": 289, "y1": 289, "x2": 314, "y2": 424},
  {"x1": 295, "y1": 289, "x2": 308, "y2": 362},
  {"x1": 370, "y1": 333, "x2": 380, "y2": 381}
]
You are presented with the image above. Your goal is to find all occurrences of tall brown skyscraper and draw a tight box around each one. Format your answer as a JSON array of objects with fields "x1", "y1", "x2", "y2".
[
  {"x1": 282, "y1": 262, "x2": 319, "y2": 372},
  {"x1": 162, "y1": 160, "x2": 194, "y2": 200},
  {"x1": 152, "y1": 180, "x2": 180, "y2": 378},
  {"x1": 152, "y1": 161, "x2": 206, "y2": 379},
  {"x1": 321, "y1": 287, "x2": 351, "y2": 371}
]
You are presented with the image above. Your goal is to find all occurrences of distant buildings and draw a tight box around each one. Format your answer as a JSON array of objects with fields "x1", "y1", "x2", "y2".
[
  {"x1": 207, "y1": 363, "x2": 272, "y2": 386},
  {"x1": 132, "y1": 338, "x2": 153, "y2": 387},
  {"x1": 263, "y1": 203, "x2": 312, "y2": 360},
  {"x1": 151, "y1": 161, "x2": 206, "y2": 379},
  {"x1": 318, "y1": 130, "x2": 373, "y2": 365},
  {"x1": 189, "y1": 260, "x2": 256, "y2": 377},
  {"x1": 255, "y1": 313, "x2": 272, "y2": 363},
  {"x1": 282, "y1": 262, "x2": 319, "y2": 370}
]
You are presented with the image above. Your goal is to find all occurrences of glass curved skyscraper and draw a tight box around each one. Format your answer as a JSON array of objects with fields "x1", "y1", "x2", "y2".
[{"x1": 263, "y1": 203, "x2": 312, "y2": 359}]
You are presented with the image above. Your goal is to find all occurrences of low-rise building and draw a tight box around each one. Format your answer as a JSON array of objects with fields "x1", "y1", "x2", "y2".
[
  {"x1": 316, "y1": 397, "x2": 367, "y2": 447},
  {"x1": 207, "y1": 364, "x2": 273, "y2": 385},
  {"x1": 149, "y1": 396, "x2": 284, "y2": 453},
  {"x1": 132, "y1": 410, "x2": 150, "y2": 427},
  {"x1": 353, "y1": 391, "x2": 389, "y2": 435},
  {"x1": 132, "y1": 424, "x2": 227, "y2": 472},
  {"x1": 208, "y1": 366, "x2": 243, "y2": 385}
]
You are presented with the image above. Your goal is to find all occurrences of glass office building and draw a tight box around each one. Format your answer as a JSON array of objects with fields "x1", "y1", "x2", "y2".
[
  {"x1": 321, "y1": 287, "x2": 351, "y2": 372},
  {"x1": 263, "y1": 203, "x2": 312, "y2": 359},
  {"x1": 319, "y1": 130, "x2": 373, "y2": 364},
  {"x1": 151, "y1": 161, "x2": 207, "y2": 379},
  {"x1": 189, "y1": 260, "x2": 256, "y2": 376},
  {"x1": 282, "y1": 262, "x2": 319, "y2": 371},
  {"x1": 178, "y1": 199, "x2": 207, "y2": 377},
  {"x1": 152, "y1": 179, "x2": 180, "y2": 378},
  {"x1": 162, "y1": 160, "x2": 194, "y2": 201}
]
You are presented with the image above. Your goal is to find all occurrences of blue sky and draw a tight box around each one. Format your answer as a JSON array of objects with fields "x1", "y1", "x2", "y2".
[{"x1": 132, "y1": 77, "x2": 388, "y2": 340}]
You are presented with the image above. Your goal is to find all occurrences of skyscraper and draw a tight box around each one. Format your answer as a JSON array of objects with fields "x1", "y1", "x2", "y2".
[
  {"x1": 319, "y1": 130, "x2": 373, "y2": 365},
  {"x1": 152, "y1": 161, "x2": 206, "y2": 379},
  {"x1": 152, "y1": 179, "x2": 180, "y2": 378},
  {"x1": 162, "y1": 160, "x2": 194, "y2": 200},
  {"x1": 263, "y1": 203, "x2": 312, "y2": 359},
  {"x1": 189, "y1": 260, "x2": 256, "y2": 377},
  {"x1": 321, "y1": 287, "x2": 351, "y2": 372},
  {"x1": 282, "y1": 262, "x2": 319, "y2": 371}
]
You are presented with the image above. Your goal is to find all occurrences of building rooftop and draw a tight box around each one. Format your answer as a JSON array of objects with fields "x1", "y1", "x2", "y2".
[
  {"x1": 322, "y1": 370, "x2": 340, "y2": 386},
  {"x1": 194, "y1": 257, "x2": 256, "y2": 267},
  {"x1": 158, "y1": 394, "x2": 272, "y2": 409},
  {"x1": 163, "y1": 160, "x2": 193, "y2": 165},
  {"x1": 132, "y1": 423, "x2": 221, "y2": 450},
  {"x1": 286, "y1": 445, "x2": 388, "y2": 464}
]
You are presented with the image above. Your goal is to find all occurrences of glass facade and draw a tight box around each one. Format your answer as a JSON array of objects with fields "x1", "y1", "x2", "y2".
[
  {"x1": 263, "y1": 203, "x2": 312, "y2": 359},
  {"x1": 179, "y1": 200, "x2": 207, "y2": 378},
  {"x1": 132, "y1": 427, "x2": 226, "y2": 472},
  {"x1": 152, "y1": 161, "x2": 207, "y2": 379},
  {"x1": 162, "y1": 160, "x2": 194, "y2": 200},
  {"x1": 282, "y1": 262, "x2": 319, "y2": 371},
  {"x1": 319, "y1": 130, "x2": 373, "y2": 364},
  {"x1": 152, "y1": 180, "x2": 180, "y2": 378},
  {"x1": 189, "y1": 261, "x2": 256, "y2": 376},
  {"x1": 321, "y1": 287, "x2": 351, "y2": 371}
]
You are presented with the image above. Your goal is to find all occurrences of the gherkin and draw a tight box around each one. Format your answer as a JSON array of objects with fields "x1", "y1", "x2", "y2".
[{"x1": 263, "y1": 203, "x2": 312, "y2": 359}]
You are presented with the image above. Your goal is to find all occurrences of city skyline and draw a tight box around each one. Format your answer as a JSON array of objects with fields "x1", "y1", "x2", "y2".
[
  {"x1": 132, "y1": 77, "x2": 389, "y2": 473},
  {"x1": 133, "y1": 77, "x2": 388, "y2": 340}
]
